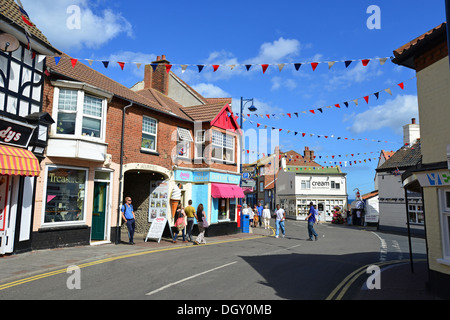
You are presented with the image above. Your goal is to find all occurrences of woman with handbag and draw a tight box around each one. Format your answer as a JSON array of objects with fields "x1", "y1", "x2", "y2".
[
  {"x1": 173, "y1": 203, "x2": 187, "y2": 243},
  {"x1": 194, "y1": 203, "x2": 208, "y2": 245}
]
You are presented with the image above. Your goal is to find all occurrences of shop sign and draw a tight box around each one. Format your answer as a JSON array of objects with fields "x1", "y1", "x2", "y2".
[
  {"x1": 0, "y1": 117, "x2": 36, "y2": 148},
  {"x1": 145, "y1": 217, "x2": 172, "y2": 243},
  {"x1": 311, "y1": 180, "x2": 330, "y2": 189},
  {"x1": 417, "y1": 171, "x2": 450, "y2": 187},
  {"x1": 175, "y1": 170, "x2": 241, "y2": 185}
]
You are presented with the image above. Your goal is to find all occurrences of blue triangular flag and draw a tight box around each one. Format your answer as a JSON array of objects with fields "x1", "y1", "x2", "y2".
[
  {"x1": 197, "y1": 65, "x2": 204, "y2": 73},
  {"x1": 102, "y1": 61, "x2": 109, "y2": 68},
  {"x1": 245, "y1": 65, "x2": 252, "y2": 71},
  {"x1": 151, "y1": 63, "x2": 158, "y2": 71},
  {"x1": 54, "y1": 56, "x2": 61, "y2": 65},
  {"x1": 345, "y1": 60, "x2": 352, "y2": 68},
  {"x1": 344, "y1": 102, "x2": 349, "y2": 108},
  {"x1": 294, "y1": 63, "x2": 302, "y2": 71}
]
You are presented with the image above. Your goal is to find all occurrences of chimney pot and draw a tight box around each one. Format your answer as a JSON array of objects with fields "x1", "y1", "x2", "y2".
[
  {"x1": 161, "y1": 54, "x2": 166, "y2": 60},
  {"x1": 411, "y1": 118, "x2": 416, "y2": 124},
  {"x1": 156, "y1": 56, "x2": 161, "y2": 61}
]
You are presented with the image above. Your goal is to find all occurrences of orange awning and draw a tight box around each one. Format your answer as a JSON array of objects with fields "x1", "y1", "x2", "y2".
[{"x1": 0, "y1": 145, "x2": 40, "y2": 176}]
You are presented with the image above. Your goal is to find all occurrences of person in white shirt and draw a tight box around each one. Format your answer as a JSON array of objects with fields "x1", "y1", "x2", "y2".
[
  {"x1": 275, "y1": 204, "x2": 286, "y2": 238},
  {"x1": 262, "y1": 204, "x2": 271, "y2": 230}
]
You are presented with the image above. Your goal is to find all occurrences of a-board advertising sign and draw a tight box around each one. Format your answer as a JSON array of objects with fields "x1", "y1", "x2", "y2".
[{"x1": 145, "y1": 217, "x2": 172, "y2": 243}]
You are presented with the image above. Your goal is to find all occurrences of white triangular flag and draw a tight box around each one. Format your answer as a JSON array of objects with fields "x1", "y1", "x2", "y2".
[
  {"x1": 328, "y1": 61, "x2": 336, "y2": 69},
  {"x1": 353, "y1": 99, "x2": 359, "y2": 106},
  {"x1": 384, "y1": 88, "x2": 392, "y2": 95},
  {"x1": 278, "y1": 64, "x2": 285, "y2": 72},
  {"x1": 181, "y1": 65, "x2": 188, "y2": 73},
  {"x1": 379, "y1": 57, "x2": 388, "y2": 65}
]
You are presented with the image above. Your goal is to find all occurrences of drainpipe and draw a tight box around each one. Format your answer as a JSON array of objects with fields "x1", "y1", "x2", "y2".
[{"x1": 115, "y1": 100, "x2": 133, "y2": 244}]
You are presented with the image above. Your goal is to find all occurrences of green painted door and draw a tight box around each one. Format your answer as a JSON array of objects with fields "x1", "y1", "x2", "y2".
[{"x1": 91, "y1": 182, "x2": 107, "y2": 240}]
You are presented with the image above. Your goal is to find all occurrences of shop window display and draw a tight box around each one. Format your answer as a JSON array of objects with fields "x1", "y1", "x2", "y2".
[{"x1": 44, "y1": 166, "x2": 87, "y2": 224}]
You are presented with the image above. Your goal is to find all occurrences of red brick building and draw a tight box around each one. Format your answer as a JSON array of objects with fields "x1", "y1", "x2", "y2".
[{"x1": 31, "y1": 53, "x2": 243, "y2": 249}]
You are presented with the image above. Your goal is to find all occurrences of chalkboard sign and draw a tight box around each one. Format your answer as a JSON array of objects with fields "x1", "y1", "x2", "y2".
[{"x1": 145, "y1": 217, "x2": 172, "y2": 243}]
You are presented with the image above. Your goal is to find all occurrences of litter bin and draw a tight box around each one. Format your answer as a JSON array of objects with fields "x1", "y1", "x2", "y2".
[{"x1": 241, "y1": 214, "x2": 249, "y2": 233}]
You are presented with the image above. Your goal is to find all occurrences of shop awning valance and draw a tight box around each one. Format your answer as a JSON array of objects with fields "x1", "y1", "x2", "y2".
[
  {"x1": 211, "y1": 183, "x2": 245, "y2": 199},
  {"x1": 0, "y1": 145, "x2": 40, "y2": 176}
]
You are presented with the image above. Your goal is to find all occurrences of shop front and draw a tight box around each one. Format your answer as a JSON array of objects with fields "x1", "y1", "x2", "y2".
[
  {"x1": 32, "y1": 162, "x2": 116, "y2": 250},
  {"x1": 175, "y1": 169, "x2": 244, "y2": 236}
]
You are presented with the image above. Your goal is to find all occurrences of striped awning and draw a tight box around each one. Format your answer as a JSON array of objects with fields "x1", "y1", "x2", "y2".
[{"x1": 0, "y1": 145, "x2": 40, "y2": 176}]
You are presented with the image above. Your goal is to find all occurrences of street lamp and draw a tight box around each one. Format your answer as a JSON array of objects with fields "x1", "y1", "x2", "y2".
[{"x1": 240, "y1": 97, "x2": 257, "y2": 206}]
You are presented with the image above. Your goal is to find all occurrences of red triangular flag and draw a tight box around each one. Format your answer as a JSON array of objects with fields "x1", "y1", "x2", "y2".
[
  {"x1": 70, "y1": 58, "x2": 78, "y2": 68},
  {"x1": 309, "y1": 110, "x2": 315, "y2": 114},
  {"x1": 266, "y1": 114, "x2": 270, "y2": 119},
  {"x1": 311, "y1": 62, "x2": 319, "y2": 71},
  {"x1": 261, "y1": 64, "x2": 269, "y2": 74},
  {"x1": 302, "y1": 133, "x2": 306, "y2": 137},
  {"x1": 364, "y1": 96, "x2": 369, "y2": 104},
  {"x1": 21, "y1": 15, "x2": 33, "y2": 26},
  {"x1": 398, "y1": 82, "x2": 404, "y2": 90},
  {"x1": 213, "y1": 65, "x2": 219, "y2": 72},
  {"x1": 165, "y1": 64, "x2": 172, "y2": 73},
  {"x1": 287, "y1": 113, "x2": 291, "y2": 118},
  {"x1": 118, "y1": 62, "x2": 125, "y2": 70},
  {"x1": 361, "y1": 59, "x2": 370, "y2": 66},
  {"x1": 257, "y1": 123, "x2": 261, "y2": 128},
  {"x1": 335, "y1": 104, "x2": 340, "y2": 108},
  {"x1": 279, "y1": 128, "x2": 282, "y2": 132}
]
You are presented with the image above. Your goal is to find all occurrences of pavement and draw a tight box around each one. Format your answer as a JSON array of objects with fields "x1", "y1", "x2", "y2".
[{"x1": 0, "y1": 224, "x2": 443, "y2": 300}]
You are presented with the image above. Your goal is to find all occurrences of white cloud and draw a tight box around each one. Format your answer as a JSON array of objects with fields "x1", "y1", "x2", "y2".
[
  {"x1": 247, "y1": 37, "x2": 301, "y2": 64},
  {"x1": 346, "y1": 94, "x2": 419, "y2": 134},
  {"x1": 271, "y1": 76, "x2": 297, "y2": 91},
  {"x1": 191, "y1": 83, "x2": 230, "y2": 98},
  {"x1": 22, "y1": 0, "x2": 133, "y2": 51}
]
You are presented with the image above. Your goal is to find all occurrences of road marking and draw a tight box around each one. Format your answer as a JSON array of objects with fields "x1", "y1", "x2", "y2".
[
  {"x1": 146, "y1": 261, "x2": 238, "y2": 296},
  {"x1": 371, "y1": 232, "x2": 387, "y2": 262},
  {"x1": 0, "y1": 234, "x2": 267, "y2": 292},
  {"x1": 259, "y1": 244, "x2": 302, "y2": 256},
  {"x1": 325, "y1": 259, "x2": 427, "y2": 300}
]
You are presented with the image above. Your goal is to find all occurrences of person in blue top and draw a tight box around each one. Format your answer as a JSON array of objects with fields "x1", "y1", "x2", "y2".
[
  {"x1": 305, "y1": 202, "x2": 318, "y2": 241},
  {"x1": 121, "y1": 196, "x2": 136, "y2": 245},
  {"x1": 257, "y1": 202, "x2": 264, "y2": 227}
]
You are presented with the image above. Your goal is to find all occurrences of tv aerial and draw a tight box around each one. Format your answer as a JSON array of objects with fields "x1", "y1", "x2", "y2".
[{"x1": 0, "y1": 33, "x2": 20, "y2": 53}]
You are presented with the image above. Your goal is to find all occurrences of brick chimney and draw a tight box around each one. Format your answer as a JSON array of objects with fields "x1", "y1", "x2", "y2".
[
  {"x1": 144, "y1": 55, "x2": 170, "y2": 95},
  {"x1": 304, "y1": 146, "x2": 311, "y2": 160}
]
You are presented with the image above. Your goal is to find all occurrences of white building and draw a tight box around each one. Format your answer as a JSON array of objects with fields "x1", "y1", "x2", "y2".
[
  {"x1": 276, "y1": 148, "x2": 348, "y2": 221},
  {"x1": 375, "y1": 119, "x2": 423, "y2": 235}
]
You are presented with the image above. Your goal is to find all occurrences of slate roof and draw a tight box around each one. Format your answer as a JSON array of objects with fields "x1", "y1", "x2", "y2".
[{"x1": 376, "y1": 141, "x2": 422, "y2": 171}]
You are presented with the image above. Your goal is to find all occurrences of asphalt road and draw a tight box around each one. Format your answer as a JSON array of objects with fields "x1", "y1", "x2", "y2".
[{"x1": 0, "y1": 221, "x2": 427, "y2": 301}]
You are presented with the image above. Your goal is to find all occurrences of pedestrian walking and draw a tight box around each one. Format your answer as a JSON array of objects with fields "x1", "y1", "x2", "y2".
[
  {"x1": 249, "y1": 203, "x2": 254, "y2": 227},
  {"x1": 194, "y1": 203, "x2": 208, "y2": 244},
  {"x1": 262, "y1": 204, "x2": 271, "y2": 229},
  {"x1": 275, "y1": 204, "x2": 286, "y2": 238},
  {"x1": 314, "y1": 205, "x2": 319, "y2": 224},
  {"x1": 257, "y1": 202, "x2": 264, "y2": 227},
  {"x1": 173, "y1": 203, "x2": 187, "y2": 243},
  {"x1": 184, "y1": 200, "x2": 196, "y2": 241},
  {"x1": 306, "y1": 202, "x2": 318, "y2": 241},
  {"x1": 252, "y1": 204, "x2": 259, "y2": 227},
  {"x1": 121, "y1": 196, "x2": 136, "y2": 245}
]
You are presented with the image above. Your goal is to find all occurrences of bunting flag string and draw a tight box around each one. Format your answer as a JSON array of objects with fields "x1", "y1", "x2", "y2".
[
  {"x1": 234, "y1": 76, "x2": 415, "y2": 120},
  {"x1": 43, "y1": 55, "x2": 393, "y2": 73},
  {"x1": 241, "y1": 117, "x2": 399, "y2": 144}
]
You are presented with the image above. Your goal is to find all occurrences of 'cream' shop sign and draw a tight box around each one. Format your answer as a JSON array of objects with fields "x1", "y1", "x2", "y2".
[{"x1": 417, "y1": 171, "x2": 450, "y2": 187}]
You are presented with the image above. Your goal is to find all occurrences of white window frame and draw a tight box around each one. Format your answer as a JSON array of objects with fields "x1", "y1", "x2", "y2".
[
  {"x1": 41, "y1": 165, "x2": 88, "y2": 227},
  {"x1": 177, "y1": 127, "x2": 193, "y2": 159},
  {"x1": 211, "y1": 130, "x2": 235, "y2": 163},
  {"x1": 141, "y1": 116, "x2": 158, "y2": 152},
  {"x1": 438, "y1": 188, "x2": 450, "y2": 264},
  {"x1": 301, "y1": 180, "x2": 310, "y2": 189},
  {"x1": 194, "y1": 130, "x2": 206, "y2": 159},
  {"x1": 51, "y1": 85, "x2": 108, "y2": 142}
]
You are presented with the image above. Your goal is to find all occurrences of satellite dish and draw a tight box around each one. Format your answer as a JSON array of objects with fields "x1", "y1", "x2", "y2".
[{"x1": 0, "y1": 33, "x2": 20, "y2": 53}]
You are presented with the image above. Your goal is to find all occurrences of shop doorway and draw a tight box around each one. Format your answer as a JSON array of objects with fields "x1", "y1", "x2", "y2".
[{"x1": 91, "y1": 182, "x2": 108, "y2": 240}]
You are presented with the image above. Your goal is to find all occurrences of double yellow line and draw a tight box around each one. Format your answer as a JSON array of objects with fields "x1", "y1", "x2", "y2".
[
  {"x1": 0, "y1": 233, "x2": 270, "y2": 292},
  {"x1": 325, "y1": 259, "x2": 427, "y2": 300}
]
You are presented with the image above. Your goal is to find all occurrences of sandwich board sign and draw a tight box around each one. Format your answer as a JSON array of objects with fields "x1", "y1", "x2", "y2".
[{"x1": 145, "y1": 217, "x2": 172, "y2": 243}]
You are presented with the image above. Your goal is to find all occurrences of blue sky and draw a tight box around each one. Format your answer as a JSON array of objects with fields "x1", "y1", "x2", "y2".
[{"x1": 22, "y1": 0, "x2": 446, "y2": 196}]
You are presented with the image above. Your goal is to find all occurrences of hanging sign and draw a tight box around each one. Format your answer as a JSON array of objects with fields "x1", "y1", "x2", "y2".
[
  {"x1": 0, "y1": 117, "x2": 36, "y2": 148},
  {"x1": 145, "y1": 217, "x2": 172, "y2": 243}
]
